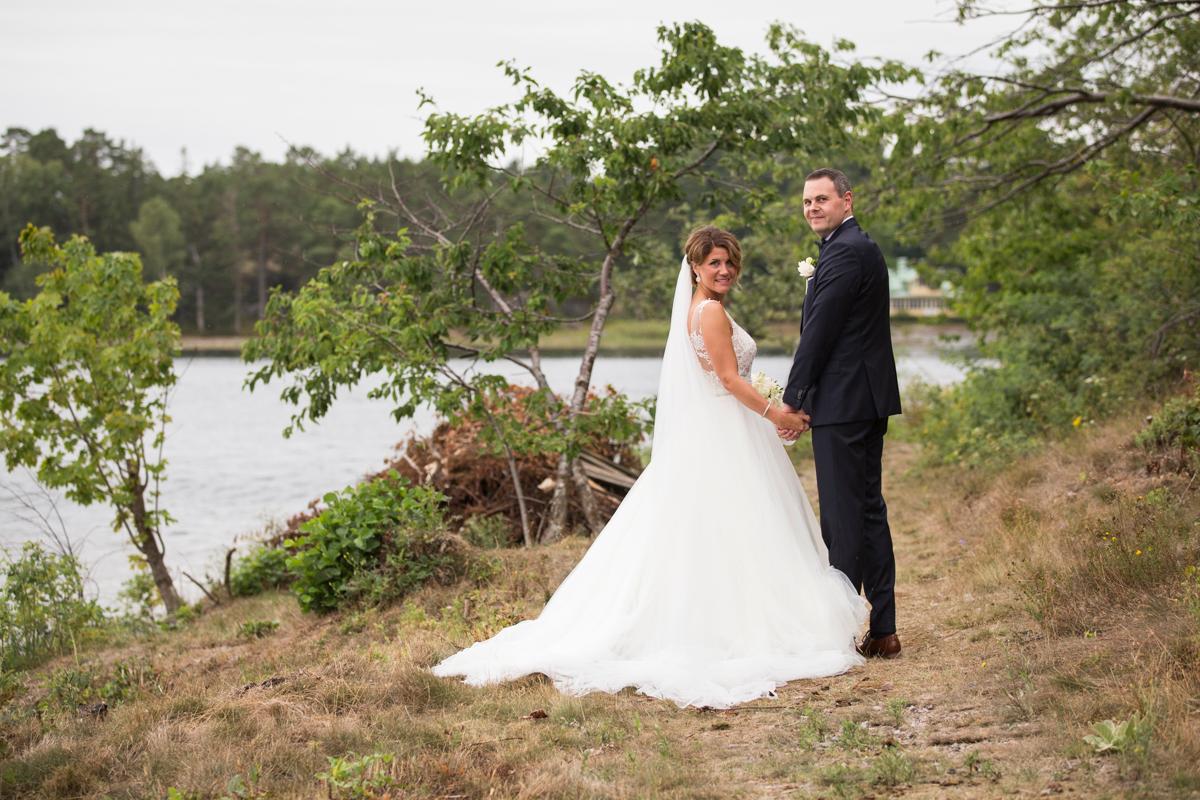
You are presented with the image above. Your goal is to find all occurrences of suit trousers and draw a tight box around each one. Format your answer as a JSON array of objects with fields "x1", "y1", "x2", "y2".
[{"x1": 810, "y1": 417, "x2": 896, "y2": 636}]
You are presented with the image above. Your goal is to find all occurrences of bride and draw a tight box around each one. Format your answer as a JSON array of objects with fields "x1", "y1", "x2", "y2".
[{"x1": 432, "y1": 226, "x2": 868, "y2": 708}]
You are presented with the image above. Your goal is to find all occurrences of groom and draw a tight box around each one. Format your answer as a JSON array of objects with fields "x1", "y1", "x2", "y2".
[{"x1": 781, "y1": 168, "x2": 903, "y2": 659}]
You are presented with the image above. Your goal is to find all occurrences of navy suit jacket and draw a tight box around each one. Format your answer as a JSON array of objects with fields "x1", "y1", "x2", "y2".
[{"x1": 783, "y1": 218, "x2": 902, "y2": 426}]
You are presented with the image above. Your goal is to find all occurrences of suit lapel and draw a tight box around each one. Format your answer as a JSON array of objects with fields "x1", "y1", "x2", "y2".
[
  {"x1": 801, "y1": 276, "x2": 814, "y2": 333},
  {"x1": 801, "y1": 218, "x2": 859, "y2": 334}
]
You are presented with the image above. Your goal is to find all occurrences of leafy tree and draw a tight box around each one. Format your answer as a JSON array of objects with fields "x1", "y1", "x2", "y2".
[
  {"x1": 130, "y1": 197, "x2": 186, "y2": 279},
  {"x1": 248, "y1": 22, "x2": 914, "y2": 542},
  {"x1": 874, "y1": 0, "x2": 1200, "y2": 462},
  {"x1": 0, "y1": 226, "x2": 184, "y2": 612}
]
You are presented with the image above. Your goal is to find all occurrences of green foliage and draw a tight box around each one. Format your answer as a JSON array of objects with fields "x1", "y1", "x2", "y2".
[
  {"x1": 1084, "y1": 712, "x2": 1154, "y2": 760},
  {"x1": 963, "y1": 750, "x2": 1000, "y2": 781},
  {"x1": 460, "y1": 515, "x2": 513, "y2": 549},
  {"x1": 874, "y1": 3, "x2": 1200, "y2": 466},
  {"x1": 285, "y1": 472, "x2": 462, "y2": 613},
  {"x1": 0, "y1": 542, "x2": 105, "y2": 671},
  {"x1": 116, "y1": 555, "x2": 161, "y2": 621},
  {"x1": 229, "y1": 542, "x2": 294, "y2": 597},
  {"x1": 246, "y1": 23, "x2": 913, "y2": 543},
  {"x1": 317, "y1": 752, "x2": 396, "y2": 799},
  {"x1": 837, "y1": 719, "x2": 879, "y2": 751},
  {"x1": 885, "y1": 698, "x2": 910, "y2": 727},
  {"x1": 236, "y1": 620, "x2": 279, "y2": 639},
  {"x1": 794, "y1": 707, "x2": 830, "y2": 750},
  {"x1": 216, "y1": 767, "x2": 267, "y2": 800},
  {"x1": 0, "y1": 226, "x2": 183, "y2": 610},
  {"x1": 1184, "y1": 565, "x2": 1200, "y2": 628},
  {"x1": 40, "y1": 657, "x2": 159, "y2": 716},
  {"x1": 1018, "y1": 489, "x2": 1198, "y2": 634},
  {"x1": 1136, "y1": 384, "x2": 1200, "y2": 473},
  {"x1": 871, "y1": 746, "x2": 917, "y2": 787},
  {"x1": 129, "y1": 196, "x2": 185, "y2": 279},
  {"x1": 0, "y1": 128, "x2": 161, "y2": 296}
]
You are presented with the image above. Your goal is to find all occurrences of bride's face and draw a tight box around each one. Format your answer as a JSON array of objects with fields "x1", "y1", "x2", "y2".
[{"x1": 693, "y1": 247, "x2": 738, "y2": 297}]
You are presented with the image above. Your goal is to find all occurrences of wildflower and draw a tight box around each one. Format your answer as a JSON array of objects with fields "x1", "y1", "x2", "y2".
[
  {"x1": 1072, "y1": 416, "x2": 1083, "y2": 428},
  {"x1": 1135, "y1": 549, "x2": 1142, "y2": 556}
]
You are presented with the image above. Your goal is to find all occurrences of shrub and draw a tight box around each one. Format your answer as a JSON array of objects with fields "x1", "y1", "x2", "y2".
[
  {"x1": 286, "y1": 472, "x2": 467, "y2": 613},
  {"x1": 229, "y1": 543, "x2": 293, "y2": 597},
  {"x1": 1136, "y1": 385, "x2": 1200, "y2": 474},
  {"x1": 236, "y1": 620, "x2": 279, "y2": 639},
  {"x1": 40, "y1": 657, "x2": 159, "y2": 717},
  {"x1": 0, "y1": 542, "x2": 106, "y2": 670},
  {"x1": 116, "y1": 557, "x2": 160, "y2": 622},
  {"x1": 460, "y1": 515, "x2": 514, "y2": 549}
]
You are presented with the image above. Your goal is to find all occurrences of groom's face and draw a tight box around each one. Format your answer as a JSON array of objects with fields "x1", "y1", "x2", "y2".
[{"x1": 803, "y1": 178, "x2": 852, "y2": 238}]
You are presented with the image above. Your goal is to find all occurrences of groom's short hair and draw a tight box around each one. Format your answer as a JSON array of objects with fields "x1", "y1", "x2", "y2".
[{"x1": 805, "y1": 168, "x2": 852, "y2": 197}]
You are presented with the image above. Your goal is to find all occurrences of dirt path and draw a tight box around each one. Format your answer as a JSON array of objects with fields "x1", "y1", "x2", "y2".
[
  {"x1": 516, "y1": 439, "x2": 1104, "y2": 799},
  {"x1": 655, "y1": 440, "x2": 1080, "y2": 798}
]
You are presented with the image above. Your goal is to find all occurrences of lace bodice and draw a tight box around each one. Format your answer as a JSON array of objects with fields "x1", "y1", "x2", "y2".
[{"x1": 688, "y1": 299, "x2": 757, "y2": 390}]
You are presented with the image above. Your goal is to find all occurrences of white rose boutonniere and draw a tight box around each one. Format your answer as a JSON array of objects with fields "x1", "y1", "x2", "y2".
[{"x1": 797, "y1": 257, "x2": 816, "y2": 280}]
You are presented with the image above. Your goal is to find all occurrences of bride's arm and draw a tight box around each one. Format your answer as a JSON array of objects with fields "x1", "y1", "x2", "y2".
[{"x1": 698, "y1": 303, "x2": 808, "y2": 430}]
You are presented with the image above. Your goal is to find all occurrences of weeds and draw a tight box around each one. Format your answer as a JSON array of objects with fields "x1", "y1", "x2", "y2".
[
  {"x1": 1084, "y1": 711, "x2": 1154, "y2": 773},
  {"x1": 317, "y1": 752, "x2": 396, "y2": 799},
  {"x1": 460, "y1": 514, "x2": 514, "y2": 549},
  {"x1": 0, "y1": 542, "x2": 106, "y2": 670},
  {"x1": 794, "y1": 706, "x2": 830, "y2": 749},
  {"x1": 872, "y1": 746, "x2": 917, "y2": 786},
  {"x1": 885, "y1": 697, "x2": 910, "y2": 727},
  {"x1": 964, "y1": 750, "x2": 1001, "y2": 781},
  {"x1": 236, "y1": 620, "x2": 280, "y2": 639},
  {"x1": 837, "y1": 719, "x2": 879, "y2": 751}
]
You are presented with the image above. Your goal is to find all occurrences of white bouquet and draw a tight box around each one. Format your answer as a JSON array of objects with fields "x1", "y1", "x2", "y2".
[
  {"x1": 752, "y1": 371, "x2": 798, "y2": 446},
  {"x1": 751, "y1": 371, "x2": 783, "y2": 406}
]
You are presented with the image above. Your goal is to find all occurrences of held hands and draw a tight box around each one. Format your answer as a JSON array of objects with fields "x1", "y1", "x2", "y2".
[{"x1": 771, "y1": 403, "x2": 810, "y2": 436}]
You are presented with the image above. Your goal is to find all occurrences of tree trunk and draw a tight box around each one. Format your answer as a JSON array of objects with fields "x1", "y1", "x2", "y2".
[
  {"x1": 256, "y1": 204, "x2": 270, "y2": 321},
  {"x1": 189, "y1": 244, "x2": 205, "y2": 331},
  {"x1": 571, "y1": 457, "x2": 605, "y2": 535},
  {"x1": 126, "y1": 465, "x2": 182, "y2": 613},
  {"x1": 540, "y1": 454, "x2": 573, "y2": 543},
  {"x1": 225, "y1": 188, "x2": 243, "y2": 334},
  {"x1": 554, "y1": 247, "x2": 622, "y2": 531},
  {"x1": 478, "y1": 407, "x2": 533, "y2": 547}
]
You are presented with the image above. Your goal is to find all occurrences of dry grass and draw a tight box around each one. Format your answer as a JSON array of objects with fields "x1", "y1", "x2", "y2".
[{"x1": 2, "y1": 412, "x2": 1199, "y2": 798}]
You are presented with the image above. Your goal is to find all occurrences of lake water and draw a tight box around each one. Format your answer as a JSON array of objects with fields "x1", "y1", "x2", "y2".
[{"x1": 0, "y1": 333, "x2": 970, "y2": 604}]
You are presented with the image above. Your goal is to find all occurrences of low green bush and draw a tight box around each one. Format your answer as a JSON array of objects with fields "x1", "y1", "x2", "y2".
[
  {"x1": 229, "y1": 542, "x2": 293, "y2": 597},
  {"x1": 39, "y1": 657, "x2": 159, "y2": 717},
  {"x1": 1136, "y1": 385, "x2": 1200, "y2": 473},
  {"x1": 236, "y1": 620, "x2": 279, "y2": 639},
  {"x1": 460, "y1": 514, "x2": 514, "y2": 549},
  {"x1": 0, "y1": 542, "x2": 105, "y2": 670},
  {"x1": 286, "y1": 472, "x2": 467, "y2": 613}
]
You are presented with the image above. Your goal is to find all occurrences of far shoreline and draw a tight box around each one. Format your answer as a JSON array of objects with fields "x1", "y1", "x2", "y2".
[{"x1": 180, "y1": 317, "x2": 969, "y2": 359}]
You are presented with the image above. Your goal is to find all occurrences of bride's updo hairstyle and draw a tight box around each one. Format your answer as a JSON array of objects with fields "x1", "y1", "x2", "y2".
[{"x1": 685, "y1": 226, "x2": 742, "y2": 286}]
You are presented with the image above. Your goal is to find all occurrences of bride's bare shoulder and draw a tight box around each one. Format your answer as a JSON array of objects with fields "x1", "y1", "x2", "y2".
[{"x1": 689, "y1": 298, "x2": 728, "y2": 330}]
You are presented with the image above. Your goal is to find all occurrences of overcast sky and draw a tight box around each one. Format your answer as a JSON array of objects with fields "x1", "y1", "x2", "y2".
[{"x1": 0, "y1": 1, "x2": 1020, "y2": 175}]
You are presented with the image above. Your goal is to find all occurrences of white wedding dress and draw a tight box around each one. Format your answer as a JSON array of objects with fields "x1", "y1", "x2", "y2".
[{"x1": 431, "y1": 258, "x2": 868, "y2": 708}]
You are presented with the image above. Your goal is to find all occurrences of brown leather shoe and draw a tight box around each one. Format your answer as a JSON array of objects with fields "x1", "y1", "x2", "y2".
[{"x1": 858, "y1": 633, "x2": 901, "y2": 659}]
